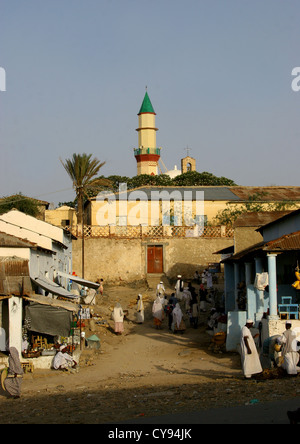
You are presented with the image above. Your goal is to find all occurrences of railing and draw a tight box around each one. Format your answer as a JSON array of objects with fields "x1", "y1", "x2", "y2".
[{"x1": 65, "y1": 225, "x2": 234, "y2": 239}]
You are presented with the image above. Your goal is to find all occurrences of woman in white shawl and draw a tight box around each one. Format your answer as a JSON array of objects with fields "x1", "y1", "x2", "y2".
[
  {"x1": 112, "y1": 302, "x2": 125, "y2": 335},
  {"x1": 136, "y1": 294, "x2": 144, "y2": 324},
  {"x1": 171, "y1": 303, "x2": 186, "y2": 333},
  {"x1": 152, "y1": 296, "x2": 164, "y2": 329}
]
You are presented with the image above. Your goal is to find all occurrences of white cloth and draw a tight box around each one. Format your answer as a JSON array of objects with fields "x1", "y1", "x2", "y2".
[
  {"x1": 240, "y1": 326, "x2": 262, "y2": 378},
  {"x1": 112, "y1": 304, "x2": 124, "y2": 323},
  {"x1": 278, "y1": 329, "x2": 300, "y2": 375},
  {"x1": 182, "y1": 289, "x2": 192, "y2": 310},
  {"x1": 175, "y1": 279, "x2": 184, "y2": 300},
  {"x1": 156, "y1": 283, "x2": 165, "y2": 296},
  {"x1": 152, "y1": 297, "x2": 163, "y2": 321},
  {"x1": 53, "y1": 351, "x2": 74, "y2": 370},
  {"x1": 172, "y1": 303, "x2": 183, "y2": 329},
  {"x1": 254, "y1": 272, "x2": 269, "y2": 291},
  {"x1": 136, "y1": 296, "x2": 144, "y2": 323}
]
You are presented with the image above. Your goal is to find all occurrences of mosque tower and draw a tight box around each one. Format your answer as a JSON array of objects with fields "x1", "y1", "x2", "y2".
[{"x1": 133, "y1": 91, "x2": 161, "y2": 175}]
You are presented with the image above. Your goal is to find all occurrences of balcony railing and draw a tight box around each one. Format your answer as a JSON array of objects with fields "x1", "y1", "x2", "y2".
[
  {"x1": 134, "y1": 147, "x2": 161, "y2": 156},
  {"x1": 65, "y1": 225, "x2": 234, "y2": 239}
]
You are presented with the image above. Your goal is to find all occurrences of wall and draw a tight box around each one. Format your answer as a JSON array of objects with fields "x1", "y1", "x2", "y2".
[
  {"x1": 234, "y1": 227, "x2": 263, "y2": 253},
  {"x1": 72, "y1": 236, "x2": 233, "y2": 283}
]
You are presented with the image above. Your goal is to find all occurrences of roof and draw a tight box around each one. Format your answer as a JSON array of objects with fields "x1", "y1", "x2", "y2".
[
  {"x1": 222, "y1": 230, "x2": 300, "y2": 263},
  {"x1": 256, "y1": 208, "x2": 300, "y2": 233},
  {"x1": 230, "y1": 186, "x2": 300, "y2": 201},
  {"x1": 264, "y1": 230, "x2": 300, "y2": 252},
  {"x1": 233, "y1": 211, "x2": 293, "y2": 228},
  {"x1": 90, "y1": 186, "x2": 241, "y2": 201},
  {"x1": 57, "y1": 270, "x2": 100, "y2": 289},
  {"x1": 31, "y1": 276, "x2": 80, "y2": 300},
  {"x1": 138, "y1": 92, "x2": 156, "y2": 115},
  {"x1": 0, "y1": 231, "x2": 37, "y2": 248},
  {"x1": 23, "y1": 294, "x2": 78, "y2": 312}
]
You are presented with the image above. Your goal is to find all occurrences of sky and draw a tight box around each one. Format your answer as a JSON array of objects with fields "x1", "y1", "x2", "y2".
[{"x1": 0, "y1": 0, "x2": 300, "y2": 206}]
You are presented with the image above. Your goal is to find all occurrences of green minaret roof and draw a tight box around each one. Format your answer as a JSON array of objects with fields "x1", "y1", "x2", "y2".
[{"x1": 138, "y1": 91, "x2": 156, "y2": 115}]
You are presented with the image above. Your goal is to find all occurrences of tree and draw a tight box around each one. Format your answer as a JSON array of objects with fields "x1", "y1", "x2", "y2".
[
  {"x1": 0, "y1": 193, "x2": 40, "y2": 217},
  {"x1": 214, "y1": 191, "x2": 297, "y2": 226},
  {"x1": 172, "y1": 171, "x2": 237, "y2": 187},
  {"x1": 60, "y1": 153, "x2": 109, "y2": 277},
  {"x1": 60, "y1": 153, "x2": 109, "y2": 224}
]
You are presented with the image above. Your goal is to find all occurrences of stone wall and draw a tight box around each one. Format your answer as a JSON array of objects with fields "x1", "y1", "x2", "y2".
[{"x1": 72, "y1": 237, "x2": 233, "y2": 284}]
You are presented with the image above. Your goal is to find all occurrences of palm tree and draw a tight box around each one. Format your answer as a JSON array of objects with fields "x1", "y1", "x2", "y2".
[{"x1": 60, "y1": 153, "x2": 109, "y2": 277}]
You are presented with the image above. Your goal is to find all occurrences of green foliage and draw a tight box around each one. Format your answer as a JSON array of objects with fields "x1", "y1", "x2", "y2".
[
  {"x1": 96, "y1": 171, "x2": 236, "y2": 192},
  {"x1": 214, "y1": 191, "x2": 298, "y2": 226},
  {"x1": 0, "y1": 193, "x2": 40, "y2": 217},
  {"x1": 60, "y1": 153, "x2": 109, "y2": 222},
  {"x1": 172, "y1": 171, "x2": 237, "y2": 187}
]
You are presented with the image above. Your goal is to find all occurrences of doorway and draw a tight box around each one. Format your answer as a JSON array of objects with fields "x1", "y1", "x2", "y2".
[{"x1": 147, "y1": 245, "x2": 163, "y2": 274}]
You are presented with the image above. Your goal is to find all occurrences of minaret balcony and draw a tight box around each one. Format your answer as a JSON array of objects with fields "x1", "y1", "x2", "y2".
[{"x1": 134, "y1": 147, "x2": 161, "y2": 156}]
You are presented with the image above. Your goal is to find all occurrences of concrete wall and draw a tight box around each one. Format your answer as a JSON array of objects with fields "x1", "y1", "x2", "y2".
[{"x1": 72, "y1": 236, "x2": 233, "y2": 283}]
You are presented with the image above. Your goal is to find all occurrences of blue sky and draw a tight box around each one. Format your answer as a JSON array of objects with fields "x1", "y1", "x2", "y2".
[{"x1": 0, "y1": 0, "x2": 299, "y2": 205}]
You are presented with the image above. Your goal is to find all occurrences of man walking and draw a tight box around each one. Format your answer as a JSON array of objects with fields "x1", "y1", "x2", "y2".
[{"x1": 240, "y1": 319, "x2": 263, "y2": 379}]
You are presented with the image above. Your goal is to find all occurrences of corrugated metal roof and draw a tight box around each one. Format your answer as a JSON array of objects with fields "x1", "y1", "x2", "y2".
[
  {"x1": 230, "y1": 186, "x2": 300, "y2": 201},
  {"x1": 264, "y1": 231, "x2": 300, "y2": 251},
  {"x1": 233, "y1": 211, "x2": 293, "y2": 228}
]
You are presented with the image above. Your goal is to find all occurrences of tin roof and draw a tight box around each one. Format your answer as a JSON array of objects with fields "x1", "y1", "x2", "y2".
[
  {"x1": 264, "y1": 230, "x2": 300, "y2": 251},
  {"x1": 233, "y1": 211, "x2": 293, "y2": 228},
  {"x1": 230, "y1": 186, "x2": 300, "y2": 201}
]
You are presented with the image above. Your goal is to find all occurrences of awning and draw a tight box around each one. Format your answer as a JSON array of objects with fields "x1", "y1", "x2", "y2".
[
  {"x1": 23, "y1": 294, "x2": 78, "y2": 312},
  {"x1": 31, "y1": 276, "x2": 80, "y2": 300},
  {"x1": 57, "y1": 271, "x2": 100, "y2": 289},
  {"x1": 25, "y1": 302, "x2": 73, "y2": 337}
]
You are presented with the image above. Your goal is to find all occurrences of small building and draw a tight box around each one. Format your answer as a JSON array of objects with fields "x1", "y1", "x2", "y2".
[{"x1": 223, "y1": 209, "x2": 300, "y2": 352}]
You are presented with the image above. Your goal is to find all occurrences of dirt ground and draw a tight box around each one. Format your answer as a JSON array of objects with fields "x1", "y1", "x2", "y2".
[{"x1": 0, "y1": 281, "x2": 300, "y2": 424}]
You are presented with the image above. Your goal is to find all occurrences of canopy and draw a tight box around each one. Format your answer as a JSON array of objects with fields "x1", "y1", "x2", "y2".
[
  {"x1": 25, "y1": 302, "x2": 73, "y2": 337},
  {"x1": 57, "y1": 271, "x2": 100, "y2": 289},
  {"x1": 31, "y1": 276, "x2": 80, "y2": 299}
]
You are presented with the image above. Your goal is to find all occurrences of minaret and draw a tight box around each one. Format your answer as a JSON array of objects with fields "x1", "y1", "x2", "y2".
[{"x1": 134, "y1": 91, "x2": 161, "y2": 175}]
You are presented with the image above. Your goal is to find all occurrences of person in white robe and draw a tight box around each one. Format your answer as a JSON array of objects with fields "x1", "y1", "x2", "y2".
[
  {"x1": 175, "y1": 275, "x2": 184, "y2": 301},
  {"x1": 152, "y1": 297, "x2": 164, "y2": 329},
  {"x1": 156, "y1": 281, "x2": 165, "y2": 297},
  {"x1": 53, "y1": 345, "x2": 77, "y2": 370},
  {"x1": 171, "y1": 303, "x2": 186, "y2": 333},
  {"x1": 240, "y1": 320, "x2": 263, "y2": 379},
  {"x1": 182, "y1": 287, "x2": 192, "y2": 311},
  {"x1": 278, "y1": 321, "x2": 300, "y2": 375},
  {"x1": 136, "y1": 294, "x2": 144, "y2": 324}
]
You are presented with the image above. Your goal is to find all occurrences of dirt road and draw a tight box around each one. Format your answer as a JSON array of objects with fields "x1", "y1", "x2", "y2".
[{"x1": 0, "y1": 283, "x2": 299, "y2": 424}]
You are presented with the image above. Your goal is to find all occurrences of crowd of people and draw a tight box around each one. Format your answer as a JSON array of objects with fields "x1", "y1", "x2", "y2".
[{"x1": 150, "y1": 273, "x2": 222, "y2": 335}]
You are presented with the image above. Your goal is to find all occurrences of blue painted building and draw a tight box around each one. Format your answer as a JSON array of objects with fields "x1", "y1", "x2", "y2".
[{"x1": 222, "y1": 209, "x2": 300, "y2": 351}]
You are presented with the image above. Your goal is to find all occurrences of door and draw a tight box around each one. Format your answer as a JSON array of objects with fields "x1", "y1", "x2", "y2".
[{"x1": 147, "y1": 246, "x2": 163, "y2": 274}]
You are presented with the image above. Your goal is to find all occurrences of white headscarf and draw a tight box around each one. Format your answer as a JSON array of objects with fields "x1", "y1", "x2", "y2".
[{"x1": 152, "y1": 297, "x2": 163, "y2": 320}]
